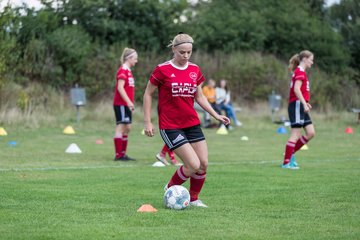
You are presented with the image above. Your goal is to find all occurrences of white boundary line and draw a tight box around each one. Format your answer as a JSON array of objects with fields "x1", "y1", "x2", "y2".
[
  {"x1": 0, "y1": 164, "x2": 137, "y2": 172},
  {"x1": 0, "y1": 158, "x2": 358, "y2": 172}
]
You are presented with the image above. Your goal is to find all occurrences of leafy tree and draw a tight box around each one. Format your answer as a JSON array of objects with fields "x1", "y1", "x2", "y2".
[
  {"x1": 190, "y1": 0, "x2": 267, "y2": 52},
  {"x1": 0, "y1": 0, "x2": 358, "y2": 109},
  {"x1": 0, "y1": 6, "x2": 21, "y2": 89},
  {"x1": 189, "y1": 0, "x2": 349, "y2": 72},
  {"x1": 41, "y1": 0, "x2": 189, "y2": 50},
  {"x1": 328, "y1": 0, "x2": 360, "y2": 70},
  {"x1": 47, "y1": 25, "x2": 91, "y2": 87},
  {"x1": 16, "y1": 8, "x2": 60, "y2": 58},
  {"x1": 262, "y1": 0, "x2": 349, "y2": 72}
]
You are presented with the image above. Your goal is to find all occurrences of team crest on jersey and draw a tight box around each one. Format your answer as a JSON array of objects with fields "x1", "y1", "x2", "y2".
[
  {"x1": 129, "y1": 77, "x2": 135, "y2": 87},
  {"x1": 189, "y1": 72, "x2": 197, "y2": 81}
]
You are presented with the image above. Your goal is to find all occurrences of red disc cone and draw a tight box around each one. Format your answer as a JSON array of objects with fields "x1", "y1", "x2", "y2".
[{"x1": 345, "y1": 127, "x2": 353, "y2": 134}]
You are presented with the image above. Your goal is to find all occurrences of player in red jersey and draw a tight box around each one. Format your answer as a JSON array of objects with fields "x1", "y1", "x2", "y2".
[
  {"x1": 282, "y1": 50, "x2": 315, "y2": 169},
  {"x1": 143, "y1": 33, "x2": 230, "y2": 207},
  {"x1": 113, "y1": 48, "x2": 138, "y2": 161}
]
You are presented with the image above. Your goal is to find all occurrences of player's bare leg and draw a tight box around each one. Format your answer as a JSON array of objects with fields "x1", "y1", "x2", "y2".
[
  {"x1": 190, "y1": 140, "x2": 208, "y2": 174},
  {"x1": 173, "y1": 143, "x2": 201, "y2": 176},
  {"x1": 304, "y1": 124, "x2": 315, "y2": 141}
]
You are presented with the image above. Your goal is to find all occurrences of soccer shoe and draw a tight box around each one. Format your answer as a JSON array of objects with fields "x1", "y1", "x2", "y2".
[
  {"x1": 124, "y1": 155, "x2": 136, "y2": 161},
  {"x1": 115, "y1": 155, "x2": 136, "y2": 161},
  {"x1": 290, "y1": 155, "x2": 299, "y2": 168},
  {"x1": 156, "y1": 153, "x2": 170, "y2": 166},
  {"x1": 235, "y1": 121, "x2": 242, "y2": 127},
  {"x1": 281, "y1": 162, "x2": 299, "y2": 170},
  {"x1": 114, "y1": 156, "x2": 130, "y2": 161},
  {"x1": 189, "y1": 199, "x2": 208, "y2": 208},
  {"x1": 170, "y1": 158, "x2": 182, "y2": 166}
]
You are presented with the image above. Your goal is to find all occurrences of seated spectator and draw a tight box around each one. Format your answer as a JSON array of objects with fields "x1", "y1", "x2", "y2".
[
  {"x1": 216, "y1": 79, "x2": 242, "y2": 127},
  {"x1": 202, "y1": 79, "x2": 221, "y2": 126}
]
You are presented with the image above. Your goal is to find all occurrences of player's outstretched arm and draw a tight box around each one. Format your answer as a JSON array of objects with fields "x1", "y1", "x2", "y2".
[
  {"x1": 143, "y1": 81, "x2": 157, "y2": 137},
  {"x1": 195, "y1": 86, "x2": 230, "y2": 126}
]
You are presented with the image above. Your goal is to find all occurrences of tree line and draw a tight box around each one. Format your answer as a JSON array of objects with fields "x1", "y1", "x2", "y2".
[{"x1": 0, "y1": 0, "x2": 359, "y2": 109}]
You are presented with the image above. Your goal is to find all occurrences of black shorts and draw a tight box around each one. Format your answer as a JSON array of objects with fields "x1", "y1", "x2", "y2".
[
  {"x1": 160, "y1": 124, "x2": 205, "y2": 151},
  {"x1": 288, "y1": 100, "x2": 312, "y2": 128},
  {"x1": 113, "y1": 105, "x2": 132, "y2": 124}
]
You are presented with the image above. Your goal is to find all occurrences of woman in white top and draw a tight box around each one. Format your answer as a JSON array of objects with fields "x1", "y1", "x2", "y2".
[{"x1": 216, "y1": 79, "x2": 242, "y2": 126}]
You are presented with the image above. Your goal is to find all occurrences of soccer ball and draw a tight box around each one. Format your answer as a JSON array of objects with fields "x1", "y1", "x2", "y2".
[{"x1": 163, "y1": 185, "x2": 190, "y2": 210}]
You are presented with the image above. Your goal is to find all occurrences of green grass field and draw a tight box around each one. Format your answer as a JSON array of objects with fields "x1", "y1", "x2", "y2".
[{"x1": 0, "y1": 112, "x2": 359, "y2": 239}]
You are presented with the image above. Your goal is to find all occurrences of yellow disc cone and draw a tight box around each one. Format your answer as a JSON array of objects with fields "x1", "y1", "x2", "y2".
[
  {"x1": 0, "y1": 127, "x2": 8, "y2": 136},
  {"x1": 300, "y1": 144, "x2": 309, "y2": 150},
  {"x1": 216, "y1": 125, "x2": 228, "y2": 135},
  {"x1": 63, "y1": 126, "x2": 75, "y2": 135}
]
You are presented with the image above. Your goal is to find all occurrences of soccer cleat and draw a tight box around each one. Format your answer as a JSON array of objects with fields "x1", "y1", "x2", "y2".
[
  {"x1": 114, "y1": 156, "x2": 129, "y2": 161},
  {"x1": 115, "y1": 155, "x2": 136, "y2": 161},
  {"x1": 189, "y1": 199, "x2": 208, "y2": 208},
  {"x1": 156, "y1": 153, "x2": 170, "y2": 165},
  {"x1": 170, "y1": 158, "x2": 182, "y2": 166},
  {"x1": 290, "y1": 155, "x2": 299, "y2": 168},
  {"x1": 124, "y1": 155, "x2": 136, "y2": 161},
  {"x1": 281, "y1": 162, "x2": 299, "y2": 170},
  {"x1": 114, "y1": 158, "x2": 129, "y2": 161}
]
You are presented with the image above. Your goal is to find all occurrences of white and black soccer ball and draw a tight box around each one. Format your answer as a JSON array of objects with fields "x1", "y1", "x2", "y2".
[{"x1": 163, "y1": 185, "x2": 190, "y2": 210}]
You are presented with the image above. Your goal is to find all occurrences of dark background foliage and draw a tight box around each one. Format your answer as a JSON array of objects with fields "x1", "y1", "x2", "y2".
[{"x1": 0, "y1": 0, "x2": 359, "y2": 110}]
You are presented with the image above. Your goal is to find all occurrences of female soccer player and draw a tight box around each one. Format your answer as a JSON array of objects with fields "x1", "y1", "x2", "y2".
[
  {"x1": 282, "y1": 50, "x2": 315, "y2": 169},
  {"x1": 143, "y1": 33, "x2": 230, "y2": 207},
  {"x1": 113, "y1": 47, "x2": 138, "y2": 161}
]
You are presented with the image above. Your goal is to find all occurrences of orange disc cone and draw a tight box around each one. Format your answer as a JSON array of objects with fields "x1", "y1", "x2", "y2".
[
  {"x1": 137, "y1": 204, "x2": 157, "y2": 212},
  {"x1": 345, "y1": 127, "x2": 353, "y2": 134}
]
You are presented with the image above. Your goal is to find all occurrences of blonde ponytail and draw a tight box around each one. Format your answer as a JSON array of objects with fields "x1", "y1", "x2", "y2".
[{"x1": 288, "y1": 54, "x2": 300, "y2": 72}]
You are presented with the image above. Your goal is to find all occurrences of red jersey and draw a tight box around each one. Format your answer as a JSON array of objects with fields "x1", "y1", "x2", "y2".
[
  {"x1": 289, "y1": 66, "x2": 310, "y2": 103},
  {"x1": 149, "y1": 61, "x2": 205, "y2": 129},
  {"x1": 113, "y1": 64, "x2": 135, "y2": 106}
]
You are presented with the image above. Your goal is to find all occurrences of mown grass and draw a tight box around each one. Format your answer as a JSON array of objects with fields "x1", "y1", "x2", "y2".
[{"x1": 0, "y1": 110, "x2": 359, "y2": 239}]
